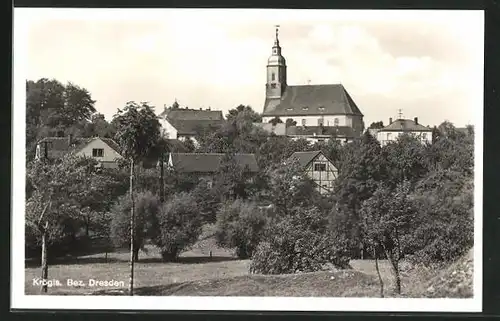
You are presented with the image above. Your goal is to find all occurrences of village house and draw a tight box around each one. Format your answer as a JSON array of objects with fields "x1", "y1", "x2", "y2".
[
  {"x1": 373, "y1": 117, "x2": 433, "y2": 146},
  {"x1": 261, "y1": 27, "x2": 365, "y2": 141},
  {"x1": 158, "y1": 107, "x2": 225, "y2": 146},
  {"x1": 166, "y1": 152, "x2": 259, "y2": 188},
  {"x1": 35, "y1": 135, "x2": 123, "y2": 168},
  {"x1": 287, "y1": 150, "x2": 338, "y2": 195}
]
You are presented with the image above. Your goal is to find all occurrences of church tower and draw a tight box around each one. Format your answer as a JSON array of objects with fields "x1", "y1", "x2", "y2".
[{"x1": 266, "y1": 25, "x2": 287, "y2": 99}]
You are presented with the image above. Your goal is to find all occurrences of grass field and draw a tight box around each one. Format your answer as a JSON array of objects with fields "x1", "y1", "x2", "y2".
[{"x1": 25, "y1": 236, "x2": 473, "y2": 298}]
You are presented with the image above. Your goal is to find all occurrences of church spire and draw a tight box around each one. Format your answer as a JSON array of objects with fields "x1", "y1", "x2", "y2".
[
  {"x1": 274, "y1": 25, "x2": 280, "y2": 46},
  {"x1": 266, "y1": 25, "x2": 287, "y2": 99},
  {"x1": 272, "y1": 24, "x2": 282, "y2": 56}
]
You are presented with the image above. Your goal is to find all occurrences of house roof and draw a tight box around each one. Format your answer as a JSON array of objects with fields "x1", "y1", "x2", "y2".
[
  {"x1": 37, "y1": 136, "x2": 122, "y2": 158},
  {"x1": 287, "y1": 151, "x2": 322, "y2": 168},
  {"x1": 167, "y1": 118, "x2": 225, "y2": 135},
  {"x1": 162, "y1": 108, "x2": 224, "y2": 121},
  {"x1": 286, "y1": 125, "x2": 356, "y2": 138},
  {"x1": 170, "y1": 153, "x2": 259, "y2": 173},
  {"x1": 379, "y1": 119, "x2": 432, "y2": 132},
  {"x1": 263, "y1": 84, "x2": 363, "y2": 117},
  {"x1": 253, "y1": 122, "x2": 287, "y2": 136}
]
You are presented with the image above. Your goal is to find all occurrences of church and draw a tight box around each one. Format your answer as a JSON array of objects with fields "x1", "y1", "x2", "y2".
[{"x1": 261, "y1": 27, "x2": 365, "y2": 140}]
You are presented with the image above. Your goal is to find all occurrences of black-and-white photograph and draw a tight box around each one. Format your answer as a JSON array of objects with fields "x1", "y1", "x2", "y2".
[{"x1": 12, "y1": 8, "x2": 483, "y2": 312}]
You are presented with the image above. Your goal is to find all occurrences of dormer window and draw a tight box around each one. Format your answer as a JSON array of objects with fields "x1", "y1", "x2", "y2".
[
  {"x1": 286, "y1": 108, "x2": 293, "y2": 111},
  {"x1": 302, "y1": 106, "x2": 309, "y2": 111},
  {"x1": 318, "y1": 106, "x2": 325, "y2": 111}
]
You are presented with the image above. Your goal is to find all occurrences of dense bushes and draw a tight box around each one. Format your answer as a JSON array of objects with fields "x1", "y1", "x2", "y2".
[
  {"x1": 250, "y1": 206, "x2": 351, "y2": 274},
  {"x1": 215, "y1": 199, "x2": 267, "y2": 258},
  {"x1": 152, "y1": 192, "x2": 203, "y2": 261},
  {"x1": 110, "y1": 191, "x2": 160, "y2": 261}
]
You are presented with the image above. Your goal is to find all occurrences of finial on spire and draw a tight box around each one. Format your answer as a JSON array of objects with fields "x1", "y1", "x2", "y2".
[
  {"x1": 397, "y1": 108, "x2": 403, "y2": 119},
  {"x1": 274, "y1": 24, "x2": 280, "y2": 44}
]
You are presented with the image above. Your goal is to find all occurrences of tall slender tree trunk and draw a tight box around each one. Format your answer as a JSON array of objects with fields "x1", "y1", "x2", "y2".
[
  {"x1": 40, "y1": 227, "x2": 48, "y2": 294},
  {"x1": 374, "y1": 246, "x2": 384, "y2": 298},
  {"x1": 159, "y1": 152, "x2": 165, "y2": 203},
  {"x1": 382, "y1": 244, "x2": 401, "y2": 294},
  {"x1": 129, "y1": 158, "x2": 135, "y2": 296}
]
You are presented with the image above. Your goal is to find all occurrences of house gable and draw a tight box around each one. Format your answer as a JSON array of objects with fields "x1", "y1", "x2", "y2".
[
  {"x1": 288, "y1": 150, "x2": 338, "y2": 194},
  {"x1": 75, "y1": 137, "x2": 123, "y2": 164}
]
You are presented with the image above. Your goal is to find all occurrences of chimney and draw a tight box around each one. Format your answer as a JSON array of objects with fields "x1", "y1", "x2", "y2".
[
  {"x1": 414, "y1": 117, "x2": 418, "y2": 125},
  {"x1": 389, "y1": 117, "x2": 393, "y2": 124},
  {"x1": 199, "y1": 108, "x2": 202, "y2": 110}
]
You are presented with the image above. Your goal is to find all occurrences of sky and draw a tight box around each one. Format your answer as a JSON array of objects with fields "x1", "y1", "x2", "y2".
[{"x1": 16, "y1": 9, "x2": 484, "y2": 128}]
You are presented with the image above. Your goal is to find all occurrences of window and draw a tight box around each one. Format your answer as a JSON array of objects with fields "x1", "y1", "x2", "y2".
[
  {"x1": 422, "y1": 133, "x2": 427, "y2": 140},
  {"x1": 302, "y1": 119, "x2": 306, "y2": 126},
  {"x1": 206, "y1": 180, "x2": 213, "y2": 189},
  {"x1": 317, "y1": 139, "x2": 325, "y2": 143},
  {"x1": 271, "y1": 83, "x2": 277, "y2": 88},
  {"x1": 318, "y1": 118, "x2": 324, "y2": 126},
  {"x1": 314, "y1": 163, "x2": 326, "y2": 171},
  {"x1": 302, "y1": 106, "x2": 309, "y2": 111},
  {"x1": 334, "y1": 118, "x2": 339, "y2": 126},
  {"x1": 387, "y1": 133, "x2": 392, "y2": 140},
  {"x1": 271, "y1": 73, "x2": 275, "y2": 81},
  {"x1": 92, "y1": 148, "x2": 104, "y2": 157}
]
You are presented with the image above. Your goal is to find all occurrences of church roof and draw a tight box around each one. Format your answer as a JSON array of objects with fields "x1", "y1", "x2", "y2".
[
  {"x1": 379, "y1": 119, "x2": 432, "y2": 132},
  {"x1": 263, "y1": 84, "x2": 363, "y2": 117},
  {"x1": 286, "y1": 125, "x2": 357, "y2": 138},
  {"x1": 169, "y1": 153, "x2": 259, "y2": 173}
]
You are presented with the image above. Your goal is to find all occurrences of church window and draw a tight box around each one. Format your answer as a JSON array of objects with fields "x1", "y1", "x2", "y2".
[
  {"x1": 272, "y1": 73, "x2": 275, "y2": 81},
  {"x1": 334, "y1": 118, "x2": 339, "y2": 126},
  {"x1": 302, "y1": 119, "x2": 306, "y2": 126}
]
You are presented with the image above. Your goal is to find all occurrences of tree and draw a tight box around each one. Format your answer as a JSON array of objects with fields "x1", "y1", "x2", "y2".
[
  {"x1": 213, "y1": 152, "x2": 255, "y2": 201},
  {"x1": 26, "y1": 155, "x2": 97, "y2": 293},
  {"x1": 383, "y1": 133, "x2": 428, "y2": 187},
  {"x1": 25, "y1": 79, "x2": 97, "y2": 159},
  {"x1": 333, "y1": 132, "x2": 387, "y2": 258},
  {"x1": 360, "y1": 180, "x2": 416, "y2": 294},
  {"x1": 269, "y1": 116, "x2": 283, "y2": 125},
  {"x1": 285, "y1": 118, "x2": 297, "y2": 127},
  {"x1": 152, "y1": 192, "x2": 203, "y2": 261},
  {"x1": 368, "y1": 121, "x2": 384, "y2": 129},
  {"x1": 112, "y1": 101, "x2": 161, "y2": 296},
  {"x1": 250, "y1": 206, "x2": 350, "y2": 274},
  {"x1": 409, "y1": 169, "x2": 473, "y2": 263},
  {"x1": 110, "y1": 191, "x2": 160, "y2": 261},
  {"x1": 265, "y1": 159, "x2": 317, "y2": 217},
  {"x1": 226, "y1": 104, "x2": 262, "y2": 123},
  {"x1": 215, "y1": 199, "x2": 267, "y2": 258}
]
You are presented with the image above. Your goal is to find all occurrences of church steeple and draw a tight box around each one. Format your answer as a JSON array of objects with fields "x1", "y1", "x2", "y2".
[{"x1": 266, "y1": 25, "x2": 287, "y2": 99}]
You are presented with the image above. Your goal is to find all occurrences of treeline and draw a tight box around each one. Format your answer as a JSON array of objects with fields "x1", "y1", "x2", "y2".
[{"x1": 25, "y1": 79, "x2": 474, "y2": 295}]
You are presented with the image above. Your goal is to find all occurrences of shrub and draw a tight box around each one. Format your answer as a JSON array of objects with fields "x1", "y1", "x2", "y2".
[
  {"x1": 109, "y1": 191, "x2": 160, "y2": 262},
  {"x1": 153, "y1": 192, "x2": 203, "y2": 261},
  {"x1": 408, "y1": 174, "x2": 473, "y2": 263},
  {"x1": 214, "y1": 199, "x2": 267, "y2": 258},
  {"x1": 249, "y1": 206, "x2": 350, "y2": 274}
]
